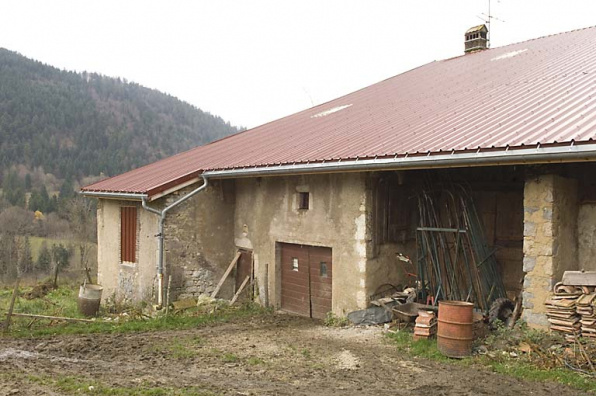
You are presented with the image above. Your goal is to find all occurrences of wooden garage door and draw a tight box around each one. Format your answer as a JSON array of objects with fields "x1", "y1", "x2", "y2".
[{"x1": 280, "y1": 243, "x2": 332, "y2": 319}]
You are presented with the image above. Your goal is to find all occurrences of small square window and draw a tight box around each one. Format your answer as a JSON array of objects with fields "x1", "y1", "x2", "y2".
[
  {"x1": 320, "y1": 262, "x2": 328, "y2": 277},
  {"x1": 298, "y1": 192, "x2": 310, "y2": 210},
  {"x1": 292, "y1": 258, "x2": 299, "y2": 271}
]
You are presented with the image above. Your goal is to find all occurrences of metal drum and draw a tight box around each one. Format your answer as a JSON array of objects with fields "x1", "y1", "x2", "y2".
[
  {"x1": 78, "y1": 283, "x2": 103, "y2": 317},
  {"x1": 437, "y1": 300, "x2": 474, "y2": 358}
]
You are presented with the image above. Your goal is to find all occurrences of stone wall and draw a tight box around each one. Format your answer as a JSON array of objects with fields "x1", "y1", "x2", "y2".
[
  {"x1": 161, "y1": 180, "x2": 236, "y2": 301},
  {"x1": 522, "y1": 174, "x2": 579, "y2": 329}
]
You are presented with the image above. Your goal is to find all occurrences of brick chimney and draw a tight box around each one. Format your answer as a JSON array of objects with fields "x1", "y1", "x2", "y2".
[{"x1": 465, "y1": 25, "x2": 488, "y2": 53}]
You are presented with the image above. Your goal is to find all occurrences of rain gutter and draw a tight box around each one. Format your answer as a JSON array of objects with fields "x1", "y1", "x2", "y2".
[
  {"x1": 203, "y1": 143, "x2": 596, "y2": 178},
  {"x1": 79, "y1": 191, "x2": 148, "y2": 200},
  {"x1": 141, "y1": 174, "x2": 209, "y2": 308}
]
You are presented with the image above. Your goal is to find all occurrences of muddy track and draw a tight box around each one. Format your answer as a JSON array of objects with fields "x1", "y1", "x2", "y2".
[{"x1": 0, "y1": 314, "x2": 589, "y2": 395}]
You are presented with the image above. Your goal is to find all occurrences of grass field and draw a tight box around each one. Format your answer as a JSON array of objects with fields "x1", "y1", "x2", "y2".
[
  {"x1": 386, "y1": 329, "x2": 596, "y2": 392},
  {"x1": 0, "y1": 285, "x2": 267, "y2": 338}
]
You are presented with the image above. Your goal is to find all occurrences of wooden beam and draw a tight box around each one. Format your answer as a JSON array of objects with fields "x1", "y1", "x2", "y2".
[
  {"x1": 3, "y1": 277, "x2": 20, "y2": 332},
  {"x1": 250, "y1": 252, "x2": 255, "y2": 301},
  {"x1": 230, "y1": 276, "x2": 250, "y2": 305},
  {"x1": 9, "y1": 313, "x2": 96, "y2": 323},
  {"x1": 211, "y1": 251, "x2": 241, "y2": 298}
]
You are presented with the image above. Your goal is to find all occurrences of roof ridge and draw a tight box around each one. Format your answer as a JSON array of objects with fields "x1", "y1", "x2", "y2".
[
  {"x1": 439, "y1": 25, "x2": 596, "y2": 63},
  {"x1": 489, "y1": 24, "x2": 596, "y2": 51}
]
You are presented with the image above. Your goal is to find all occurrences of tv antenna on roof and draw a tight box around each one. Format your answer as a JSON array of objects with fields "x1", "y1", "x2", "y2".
[{"x1": 477, "y1": 0, "x2": 506, "y2": 47}]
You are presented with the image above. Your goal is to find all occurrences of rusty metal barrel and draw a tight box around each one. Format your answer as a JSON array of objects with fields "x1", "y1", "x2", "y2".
[
  {"x1": 437, "y1": 300, "x2": 474, "y2": 358},
  {"x1": 78, "y1": 283, "x2": 103, "y2": 317}
]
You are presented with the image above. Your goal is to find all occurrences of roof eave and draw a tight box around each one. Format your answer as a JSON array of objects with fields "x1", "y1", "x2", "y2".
[
  {"x1": 79, "y1": 190, "x2": 148, "y2": 200},
  {"x1": 203, "y1": 143, "x2": 596, "y2": 179}
]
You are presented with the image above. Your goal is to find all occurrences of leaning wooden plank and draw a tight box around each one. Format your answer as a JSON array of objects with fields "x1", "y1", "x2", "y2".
[
  {"x1": 250, "y1": 251, "x2": 255, "y2": 301},
  {"x1": 3, "y1": 276, "x2": 20, "y2": 332},
  {"x1": 10, "y1": 313, "x2": 96, "y2": 323},
  {"x1": 230, "y1": 276, "x2": 250, "y2": 305},
  {"x1": 562, "y1": 271, "x2": 596, "y2": 286},
  {"x1": 211, "y1": 251, "x2": 241, "y2": 298}
]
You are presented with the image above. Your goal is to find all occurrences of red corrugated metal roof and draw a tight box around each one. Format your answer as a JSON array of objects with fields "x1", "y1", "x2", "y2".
[{"x1": 83, "y1": 26, "x2": 596, "y2": 196}]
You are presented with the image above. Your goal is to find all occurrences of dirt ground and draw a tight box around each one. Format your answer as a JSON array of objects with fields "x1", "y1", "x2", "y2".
[{"x1": 0, "y1": 314, "x2": 590, "y2": 395}]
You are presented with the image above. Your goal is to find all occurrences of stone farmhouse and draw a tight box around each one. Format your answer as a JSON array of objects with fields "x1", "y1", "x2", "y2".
[{"x1": 82, "y1": 26, "x2": 596, "y2": 329}]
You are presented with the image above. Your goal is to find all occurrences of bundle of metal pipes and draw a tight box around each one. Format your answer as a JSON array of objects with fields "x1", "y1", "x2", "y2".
[{"x1": 416, "y1": 185, "x2": 506, "y2": 313}]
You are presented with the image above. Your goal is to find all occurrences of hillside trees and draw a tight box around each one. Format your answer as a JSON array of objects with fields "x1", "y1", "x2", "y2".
[
  {"x1": 36, "y1": 242, "x2": 51, "y2": 272},
  {"x1": 18, "y1": 236, "x2": 33, "y2": 274},
  {"x1": 0, "y1": 47, "x2": 241, "y2": 284},
  {"x1": 0, "y1": 48, "x2": 240, "y2": 181}
]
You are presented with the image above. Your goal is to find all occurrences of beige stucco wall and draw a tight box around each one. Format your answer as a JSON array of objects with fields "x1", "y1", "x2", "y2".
[
  {"x1": 97, "y1": 199, "x2": 158, "y2": 303},
  {"x1": 367, "y1": 242, "x2": 416, "y2": 297},
  {"x1": 234, "y1": 173, "x2": 369, "y2": 315},
  {"x1": 578, "y1": 204, "x2": 596, "y2": 271}
]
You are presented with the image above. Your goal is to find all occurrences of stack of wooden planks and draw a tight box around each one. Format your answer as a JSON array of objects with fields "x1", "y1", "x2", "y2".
[
  {"x1": 577, "y1": 292, "x2": 596, "y2": 338},
  {"x1": 545, "y1": 283, "x2": 582, "y2": 341}
]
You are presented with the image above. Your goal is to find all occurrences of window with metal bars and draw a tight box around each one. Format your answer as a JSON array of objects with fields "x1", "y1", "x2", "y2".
[{"x1": 121, "y1": 206, "x2": 137, "y2": 263}]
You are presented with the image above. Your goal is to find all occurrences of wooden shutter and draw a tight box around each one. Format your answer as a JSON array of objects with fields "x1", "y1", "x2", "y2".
[{"x1": 121, "y1": 206, "x2": 137, "y2": 263}]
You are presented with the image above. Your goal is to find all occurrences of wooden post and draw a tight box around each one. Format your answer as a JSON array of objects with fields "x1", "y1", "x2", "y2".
[
  {"x1": 250, "y1": 252, "x2": 255, "y2": 301},
  {"x1": 231, "y1": 276, "x2": 250, "y2": 305},
  {"x1": 509, "y1": 293, "x2": 523, "y2": 329},
  {"x1": 85, "y1": 266, "x2": 93, "y2": 284},
  {"x1": 165, "y1": 275, "x2": 172, "y2": 316},
  {"x1": 3, "y1": 276, "x2": 20, "y2": 332},
  {"x1": 52, "y1": 261, "x2": 60, "y2": 289},
  {"x1": 211, "y1": 251, "x2": 241, "y2": 298},
  {"x1": 10, "y1": 313, "x2": 96, "y2": 323}
]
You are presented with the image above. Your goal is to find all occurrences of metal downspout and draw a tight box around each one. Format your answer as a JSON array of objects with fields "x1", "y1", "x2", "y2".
[{"x1": 142, "y1": 175, "x2": 209, "y2": 308}]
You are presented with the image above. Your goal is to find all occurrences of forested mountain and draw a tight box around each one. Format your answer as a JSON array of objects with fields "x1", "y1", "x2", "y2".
[{"x1": 0, "y1": 48, "x2": 240, "y2": 180}]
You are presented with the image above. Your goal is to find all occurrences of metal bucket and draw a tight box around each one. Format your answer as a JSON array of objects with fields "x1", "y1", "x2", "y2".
[
  {"x1": 78, "y1": 283, "x2": 103, "y2": 317},
  {"x1": 437, "y1": 300, "x2": 474, "y2": 358}
]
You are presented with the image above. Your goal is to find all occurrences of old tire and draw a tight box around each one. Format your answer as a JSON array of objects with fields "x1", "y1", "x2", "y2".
[{"x1": 489, "y1": 298, "x2": 515, "y2": 328}]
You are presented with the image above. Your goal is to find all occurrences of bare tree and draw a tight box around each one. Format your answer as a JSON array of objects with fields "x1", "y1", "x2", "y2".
[
  {"x1": 63, "y1": 197, "x2": 97, "y2": 282},
  {"x1": 0, "y1": 207, "x2": 34, "y2": 281}
]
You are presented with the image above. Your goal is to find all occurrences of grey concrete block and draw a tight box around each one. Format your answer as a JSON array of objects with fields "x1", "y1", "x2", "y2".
[
  {"x1": 523, "y1": 256, "x2": 536, "y2": 272},
  {"x1": 524, "y1": 206, "x2": 539, "y2": 214},
  {"x1": 524, "y1": 222, "x2": 537, "y2": 237},
  {"x1": 521, "y1": 310, "x2": 549, "y2": 327},
  {"x1": 542, "y1": 207, "x2": 553, "y2": 220},
  {"x1": 522, "y1": 291, "x2": 534, "y2": 309}
]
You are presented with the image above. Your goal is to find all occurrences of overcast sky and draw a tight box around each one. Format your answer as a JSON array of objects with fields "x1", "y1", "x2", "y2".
[{"x1": 1, "y1": 1, "x2": 595, "y2": 129}]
